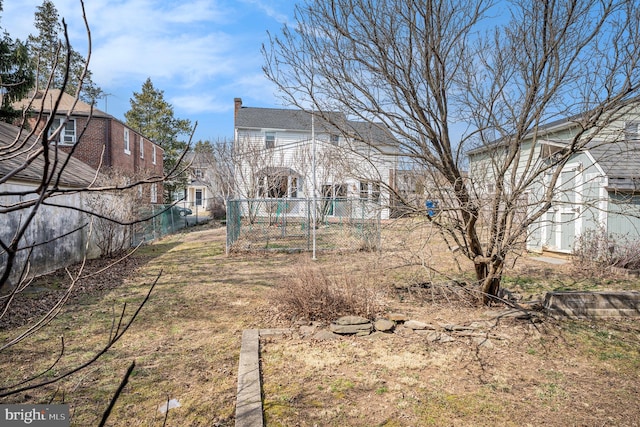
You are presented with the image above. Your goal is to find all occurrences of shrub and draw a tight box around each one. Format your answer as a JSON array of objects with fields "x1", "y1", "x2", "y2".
[
  {"x1": 573, "y1": 227, "x2": 640, "y2": 273},
  {"x1": 270, "y1": 264, "x2": 384, "y2": 322}
]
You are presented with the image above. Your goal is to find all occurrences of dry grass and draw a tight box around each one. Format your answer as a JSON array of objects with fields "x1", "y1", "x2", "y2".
[{"x1": 0, "y1": 219, "x2": 639, "y2": 426}]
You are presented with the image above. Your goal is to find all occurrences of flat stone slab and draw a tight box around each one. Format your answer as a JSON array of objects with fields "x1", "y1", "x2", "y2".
[
  {"x1": 235, "y1": 328, "x2": 291, "y2": 427},
  {"x1": 334, "y1": 315, "x2": 370, "y2": 325},
  {"x1": 329, "y1": 322, "x2": 372, "y2": 335},
  {"x1": 544, "y1": 291, "x2": 640, "y2": 318},
  {"x1": 374, "y1": 319, "x2": 395, "y2": 332},
  {"x1": 235, "y1": 329, "x2": 263, "y2": 427},
  {"x1": 404, "y1": 320, "x2": 435, "y2": 330}
]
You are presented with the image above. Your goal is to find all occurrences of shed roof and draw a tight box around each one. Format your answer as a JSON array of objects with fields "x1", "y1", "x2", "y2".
[
  {"x1": 589, "y1": 141, "x2": 639, "y2": 179},
  {"x1": 0, "y1": 121, "x2": 98, "y2": 188}
]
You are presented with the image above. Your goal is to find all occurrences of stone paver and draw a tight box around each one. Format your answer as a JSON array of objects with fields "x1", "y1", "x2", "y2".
[{"x1": 235, "y1": 329, "x2": 263, "y2": 427}]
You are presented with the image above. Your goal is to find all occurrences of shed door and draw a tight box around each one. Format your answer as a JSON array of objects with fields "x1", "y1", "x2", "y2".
[{"x1": 554, "y1": 165, "x2": 582, "y2": 252}]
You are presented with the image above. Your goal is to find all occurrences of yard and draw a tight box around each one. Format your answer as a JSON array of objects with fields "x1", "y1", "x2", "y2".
[{"x1": 0, "y1": 220, "x2": 639, "y2": 426}]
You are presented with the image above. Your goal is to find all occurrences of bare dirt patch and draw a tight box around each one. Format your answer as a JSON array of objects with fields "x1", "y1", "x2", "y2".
[{"x1": 0, "y1": 220, "x2": 639, "y2": 426}]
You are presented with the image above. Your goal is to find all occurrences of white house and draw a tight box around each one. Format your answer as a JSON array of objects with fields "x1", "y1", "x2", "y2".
[
  {"x1": 233, "y1": 98, "x2": 398, "y2": 220},
  {"x1": 180, "y1": 150, "x2": 210, "y2": 213},
  {"x1": 468, "y1": 104, "x2": 640, "y2": 254}
]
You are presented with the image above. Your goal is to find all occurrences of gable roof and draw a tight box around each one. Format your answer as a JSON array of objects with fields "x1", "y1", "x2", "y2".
[
  {"x1": 236, "y1": 106, "x2": 345, "y2": 132},
  {"x1": 235, "y1": 105, "x2": 397, "y2": 149},
  {"x1": 13, "y1": 89, "x2": 111, "y2": 118},
  {"x1": 0, "y1": 121, "x2": 98, "y2": 188},
  {"x1": 13, "y1": 90, "x2": 164, "y2": 155}
]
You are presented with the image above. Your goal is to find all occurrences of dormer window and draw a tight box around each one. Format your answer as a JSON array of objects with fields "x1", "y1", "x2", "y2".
[{"x1": 330, "y1": 134, "x2": 339, "y2": 145}]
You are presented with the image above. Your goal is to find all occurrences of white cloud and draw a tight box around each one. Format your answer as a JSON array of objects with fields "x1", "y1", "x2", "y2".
[
  {"x1": 240, "y1": 0, "x2": 291, "y2": 25},
  {"x1": 2, "y1": 0, "x2": 296, "y2": 141},
  {"x1": 90, "y1": 31, "x2": 235, "y2": 87},
  {"x1": 171, "y1": 93, "x2": 230, "y2": 114}
]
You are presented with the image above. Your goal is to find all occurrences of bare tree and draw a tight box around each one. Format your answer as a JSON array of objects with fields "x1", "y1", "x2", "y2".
[
  {"x1": 263, "y1": 0, "x2": 640, "y2": 304},
  {"x1": 193, "y1": 139, "x2": 235, "y2": 216},
  {"x1": 0, "y1": 2, "x2": 171, "y2": 419}
]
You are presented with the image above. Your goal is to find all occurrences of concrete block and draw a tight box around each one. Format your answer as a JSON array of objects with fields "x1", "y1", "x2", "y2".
[{"x1": 544, "y1": 291, "x2": 640, "y2": 318}]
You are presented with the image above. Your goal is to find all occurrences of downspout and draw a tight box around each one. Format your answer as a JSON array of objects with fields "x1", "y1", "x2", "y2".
[{"x1": 105, "y1": 118, "x2": 112, "y2": 170}]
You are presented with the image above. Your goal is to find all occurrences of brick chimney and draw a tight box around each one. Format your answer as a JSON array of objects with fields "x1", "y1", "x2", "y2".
[{"x1": 234, "y1": 97, "x2": 242, "y2": 124}]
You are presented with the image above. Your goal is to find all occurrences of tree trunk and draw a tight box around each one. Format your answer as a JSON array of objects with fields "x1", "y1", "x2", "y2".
[{"x1": 476, "y1": 259, "x2": 503, "y2": 305}]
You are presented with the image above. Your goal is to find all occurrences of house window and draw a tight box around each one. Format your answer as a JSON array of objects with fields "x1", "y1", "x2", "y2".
[
  {"x1": 330, "y1": 134, "x2": 339, "y2": 145},
  {"x1": 150, "y1": 183, "x2": 157, "y2": 203},
  {"x1": 358, "y1": 181, "x2": 380, "y2": 201},
  {"x1": 625, "y1": 122, "x2": 639, "y2": 142},
  {"x1": 193, "y1": 168, "x2": 204, "y2": 179},
  {"x1": 152, "y1": 145, "x2": 157, "y2": 164},
  {"x1": 195, "y1": 189, "x2": 203, "y2": 206},
  {"x1": 372, "y1": 182, "x2": 380, "y2": 202},
  {"x1": 265, "y1": 132, "x2": 276, "y2": 149},
  {"x1": 139, "y1": 137, "x2": 144, "y2": 159},
  {"x1": 48, "y1": 117, "x2": 76, "y2": 145},
  {"x1": 124, "y1": 129, "x2": 130, "y2": 154},
  {"x1": 360, "y1": 181, "x2": 369, "y2": 199},
  {"x1": 258, "y1": 174, "x2": 299, "y2": 198}
]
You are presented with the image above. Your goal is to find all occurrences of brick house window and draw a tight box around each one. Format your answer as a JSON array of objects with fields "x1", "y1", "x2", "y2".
[
  {"x1": 124, "y1": 128, "x2": 130, "y2": 154},
  {"x1": 139, "y1": 137, "x2": 144, "y2": 159},
  {"x1": 152, "y1": 145, "x2": 157, "y2": 164},
  {"x1": 150, "y1": 183, "x2": 157, "y2": 203},
  {"x1": 48, "y1": 117, "x2": 76, "y2": 145}
]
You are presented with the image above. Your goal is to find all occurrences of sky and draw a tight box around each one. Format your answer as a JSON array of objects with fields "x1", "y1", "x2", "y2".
[{"x1": 1, "y1": 0, "x2": 297, "y2": 142}]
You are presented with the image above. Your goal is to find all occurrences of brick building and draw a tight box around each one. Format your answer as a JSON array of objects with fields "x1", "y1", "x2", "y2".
[{"x1": 15, "y1": 90, "x2": 165, "y2": 203}]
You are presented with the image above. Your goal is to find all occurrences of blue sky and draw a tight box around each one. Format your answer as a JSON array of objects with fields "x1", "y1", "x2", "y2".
[{"x1": 1, "y1": 0, "x2": 296, "y2": 142}]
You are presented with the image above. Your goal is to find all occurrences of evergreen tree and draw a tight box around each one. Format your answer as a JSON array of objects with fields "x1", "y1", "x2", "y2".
[
  {"x1": 125, "y1": 78, "x2": 193, "y2": 200},
  {"x1": 27, "y1": 0, "x2": 102, "y2": 103},
  {"x1": 0, "y1": 1, "x2": 35, "y2": 122}
]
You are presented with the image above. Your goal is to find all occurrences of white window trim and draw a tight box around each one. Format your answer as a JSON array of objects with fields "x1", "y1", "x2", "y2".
[
  {"x1": 48, "y1": 117, "x2": 77, "y2": 145},
  {"x1": 150, "y1": 183, "x2": 158, "y2": 203},
  {"x1": 124, "y1": 128, "x2": 131, "y2": 155},
  {"x1": 139, "y1": 137, "x2": 144, "y2": 159},
  {"x1": 265, "y1": 131, "x2": 276, "y2": 149},
  {"x1": 152, "y1": 145, "x2": 157, "y2": 164}
]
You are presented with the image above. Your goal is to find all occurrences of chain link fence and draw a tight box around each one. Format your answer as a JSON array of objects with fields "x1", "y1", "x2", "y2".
[
  {"x1": 226, "y1": 198, "x2": 381, "y2": 253},
  {"x1": 131, "y1": 204, "x2": 208, "y2": 246}
]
